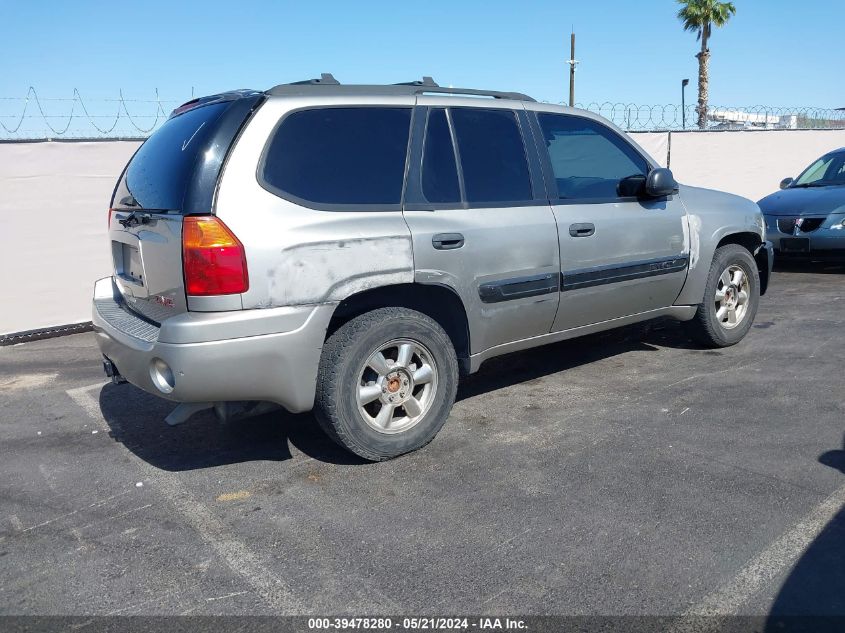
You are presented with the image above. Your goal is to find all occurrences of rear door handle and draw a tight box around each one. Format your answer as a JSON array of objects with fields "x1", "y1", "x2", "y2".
[
  {"x1": 432, "y1": 233, "x2": 465, "y2": 250},
  {"x1": 569, "y1": 223, "x2": 595, "y2": 237}
]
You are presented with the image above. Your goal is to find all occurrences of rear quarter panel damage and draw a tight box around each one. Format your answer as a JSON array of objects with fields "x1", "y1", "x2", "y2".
[
  {"x1": 213, "y1": 96, "x2": 415, "y2": 311},
  {"x1": 264, "y1": 235, "x2": 413, "y2": 306}
]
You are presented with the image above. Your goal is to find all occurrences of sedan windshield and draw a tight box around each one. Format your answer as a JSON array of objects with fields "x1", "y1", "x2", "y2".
[{"x1": 792, "y1": 151, "x2": 845, "y2": 187}]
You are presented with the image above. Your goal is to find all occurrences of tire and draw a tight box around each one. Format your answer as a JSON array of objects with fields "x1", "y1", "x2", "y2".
[
  {"x1": 314, "y1": 307, "x2": 459, "y2": 461},
  {"x1": 683, "y1": 244, "x2": 760, "y2": 348}
]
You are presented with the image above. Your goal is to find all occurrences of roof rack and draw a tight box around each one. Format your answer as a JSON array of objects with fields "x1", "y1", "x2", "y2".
[
  {"x1": 266, "y1": 75, "x2": 535, "y2": 102},
  {"x1": 287, "y1": 73, "x2": 341, "y2": 86}
]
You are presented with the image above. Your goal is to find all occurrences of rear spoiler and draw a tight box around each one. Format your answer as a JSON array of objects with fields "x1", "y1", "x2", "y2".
[{"x1": 170, "y1": 90, "x2": 263, "y2": 118}]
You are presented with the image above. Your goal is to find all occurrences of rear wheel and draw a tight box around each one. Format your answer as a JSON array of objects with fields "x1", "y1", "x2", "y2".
[
  {"x1": 683, "y1": 244, "x2": 760, "y2": 347},
  {"x1": 314, "y1": 307, "x2": 458, "y2": 461}
]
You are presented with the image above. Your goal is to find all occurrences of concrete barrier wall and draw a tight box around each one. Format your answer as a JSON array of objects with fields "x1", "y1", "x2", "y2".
[{"x1": 2, "y1": 129, "x2": 844, "y2": 335}]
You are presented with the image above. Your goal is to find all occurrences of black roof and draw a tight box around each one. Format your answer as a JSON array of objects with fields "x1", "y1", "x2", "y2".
[{"x1": 265, "y1": 74, "x2": 535, "y2": 102}]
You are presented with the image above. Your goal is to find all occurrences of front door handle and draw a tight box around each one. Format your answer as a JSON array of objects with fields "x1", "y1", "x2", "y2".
[
  {"x1": 569, "y1": 223, "x2": 595, "y2": 237},
  {"x1": 432, "y1": 233, "x2": 465, "y2": 250}
]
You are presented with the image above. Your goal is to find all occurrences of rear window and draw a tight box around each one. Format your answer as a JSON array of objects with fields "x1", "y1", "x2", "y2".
[
  {"x1": 260, "y1": 107, "x2": 412, "y2": 207},
  {"x1": 113, "y1": 102, "x2": 229, "y2": 211}
]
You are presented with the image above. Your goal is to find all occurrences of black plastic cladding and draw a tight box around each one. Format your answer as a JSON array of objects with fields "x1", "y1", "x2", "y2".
[{"x1": 181, "y1": 94, "x2": 266, "y2": 215}]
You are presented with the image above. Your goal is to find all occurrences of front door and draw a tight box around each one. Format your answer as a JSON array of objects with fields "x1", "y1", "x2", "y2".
[
  {"x1": 528, "y1": 110, "x2": 689, "y2": 332},
  {"x1": 402, "y1": 103, "x2": 560, "y2": 354}
]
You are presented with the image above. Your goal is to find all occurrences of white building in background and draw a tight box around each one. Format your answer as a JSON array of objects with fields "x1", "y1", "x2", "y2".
[{"x1": 707, "y1": 108, "x2": 798, "y2": 130}]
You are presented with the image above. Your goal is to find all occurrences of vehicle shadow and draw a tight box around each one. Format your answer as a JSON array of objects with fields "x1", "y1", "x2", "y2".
[
  {"x1": 763, "y1": 435, "x2": 845, "y2": 632},
  {"x1": 98, "y1": 318, "x2": 703, "y2": 471},
  {"x1": 98, "y1": 384, "x2": 367, "y2": 470},
  {"x1": 458, "y1": 316, "x2": 703, "y2": 402}
]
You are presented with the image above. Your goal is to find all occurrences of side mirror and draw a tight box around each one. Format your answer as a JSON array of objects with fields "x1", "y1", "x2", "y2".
[
  {"x1": 780, "y1": 177, "x2": 794, "y2": 190},
  {"x1": 644, "y1": 168, "x2": 678, "y2": 198}
]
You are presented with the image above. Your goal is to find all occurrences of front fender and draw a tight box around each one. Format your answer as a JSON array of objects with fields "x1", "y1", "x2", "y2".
[{"x1": 675, "y1": 185, "x2": 766, "y2": 305}]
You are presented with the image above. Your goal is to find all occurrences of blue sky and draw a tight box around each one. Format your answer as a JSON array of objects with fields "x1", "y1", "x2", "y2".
[{"x1": 2, "y1": 0, "x2": 841, "y2": 108}]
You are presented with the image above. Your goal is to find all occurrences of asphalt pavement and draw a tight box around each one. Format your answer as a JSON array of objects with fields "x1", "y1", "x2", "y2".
[{"x1": 1, "y1": 262, "x2": 843, "y2": 621}]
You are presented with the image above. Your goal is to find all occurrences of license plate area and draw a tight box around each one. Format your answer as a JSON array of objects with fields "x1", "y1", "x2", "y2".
[
  {"x1": 780, "y1": 237, "x2": 810, "y2": 253},
  {"x1": 115, "y1": 242, "x2": 144, "y2": 285}
]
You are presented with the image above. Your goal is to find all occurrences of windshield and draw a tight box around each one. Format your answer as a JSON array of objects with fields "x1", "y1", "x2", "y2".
[{"x1": 792, "y1": 151, "x2": 845, "y2": 187}]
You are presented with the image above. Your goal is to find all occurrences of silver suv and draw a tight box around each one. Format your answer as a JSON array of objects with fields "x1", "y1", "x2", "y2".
[{"x1": 93, "y1": 75, "x2": 773, "y2": 461}]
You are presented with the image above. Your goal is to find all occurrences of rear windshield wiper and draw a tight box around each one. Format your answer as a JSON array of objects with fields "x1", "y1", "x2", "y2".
[{"x1": 117, "y1": 211, "x2": 154, "y2": 228}]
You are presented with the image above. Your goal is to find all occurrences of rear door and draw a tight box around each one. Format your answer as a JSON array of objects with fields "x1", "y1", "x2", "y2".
[
  {"x1": 528, "y1": 110, "x2": 689, "y2": 331},
  {"x1": 109, "y1": 97, "x2": 260, "y2": 321},
  {"x1": 402, "y1": 101, "x2": 559, "y2": 354}
]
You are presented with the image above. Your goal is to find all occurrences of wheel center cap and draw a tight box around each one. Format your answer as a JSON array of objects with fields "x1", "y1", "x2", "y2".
[{"x1": 382, "y1": 370, "x2": 413, "y2": 404}]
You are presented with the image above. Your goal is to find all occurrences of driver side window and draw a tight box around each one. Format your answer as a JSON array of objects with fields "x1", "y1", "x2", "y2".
[{"x1": 537, "y1": 113, "x2": 648, "y2": 200}]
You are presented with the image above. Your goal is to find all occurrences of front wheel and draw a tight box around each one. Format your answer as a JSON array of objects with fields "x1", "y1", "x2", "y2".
[
  {"x1": 682, "y1": 244, "x2": 761, "y2": 347},
  {"x1": 314, "y1": 307, "x2": 459, "y2": 461}
]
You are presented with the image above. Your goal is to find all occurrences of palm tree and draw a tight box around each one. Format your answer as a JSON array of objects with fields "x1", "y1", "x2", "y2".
[{"x1": 677, "y1": 0, "x2": 737, "y2": 129}]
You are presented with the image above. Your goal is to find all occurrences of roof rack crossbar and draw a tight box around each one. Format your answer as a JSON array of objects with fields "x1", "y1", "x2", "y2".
[
  {"x1": 394, "y1": 76, "x2": 440, "y2": 87},
  {"x1": 287, "y1": 73, "x2": 340, "y2": 86}
]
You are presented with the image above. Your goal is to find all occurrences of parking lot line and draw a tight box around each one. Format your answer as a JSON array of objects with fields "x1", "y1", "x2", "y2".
[
  {"x1": 65, "y1": 382, "x2": 109, "y2": 431},
  {"x1": 682, "y1": 484, "x2": 845, "y2": 621},
  {"x1": 64, "y1": 380, "x2": 303, "y2": 613}
]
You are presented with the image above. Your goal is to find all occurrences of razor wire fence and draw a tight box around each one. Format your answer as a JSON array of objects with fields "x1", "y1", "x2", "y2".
[
  {"x1": 0, "y1": 88, "x2": 184, "y2": 140},
  {"x1": 569, "y1": 102, "x2": 845, "y2": 132},
  {"x1": 2, "y1": 87, "x2": 844, "y2": 140}
]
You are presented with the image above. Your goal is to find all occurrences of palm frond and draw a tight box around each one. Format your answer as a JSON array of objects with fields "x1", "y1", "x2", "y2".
[{"x1": 676, "y1": 0, "x2": 736, "y2": 35}]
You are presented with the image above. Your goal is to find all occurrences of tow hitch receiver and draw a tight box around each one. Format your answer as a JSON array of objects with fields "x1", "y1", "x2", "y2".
[{"x1": 102, "y1": 356, "x2": 126, "y2": 385}]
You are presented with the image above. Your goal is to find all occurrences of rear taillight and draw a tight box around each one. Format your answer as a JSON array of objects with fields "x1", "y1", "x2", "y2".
[
  {"x1": 108, "y1": 208, "x2": 113, "y2": 229},
  {"x1": 182, "y1": 216, "x2": 248, "y2": 296}
]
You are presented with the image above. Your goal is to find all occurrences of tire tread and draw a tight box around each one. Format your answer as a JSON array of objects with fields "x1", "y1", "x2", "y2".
[
  {"x1": 682, "y1": 244, "x2": 760, "y2": 348},
  {"x1": 314, "y1": 307, "x2": 458, "y2": 461}
]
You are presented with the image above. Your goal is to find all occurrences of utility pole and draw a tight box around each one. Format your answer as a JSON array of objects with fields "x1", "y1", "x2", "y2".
[
  {"x1": 567, "y1": 30, "x2": 579, "y2": 107},
  {"x1": 681, "y1": 79, "x2": 689, "y2": 129}
]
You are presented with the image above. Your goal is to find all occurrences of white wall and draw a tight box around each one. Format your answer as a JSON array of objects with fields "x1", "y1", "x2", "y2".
[
  {"x1": 2, "y1": 130, "x2": 845, "y2": 335},
  {"x1": 668, "y1": 130, "x2": 845, "y2": 203},
  {"x1": 629, "y1": 132, "x2": 670, "y2": 168},
  {"x1": 0, "y1": 141, "x2": 141, "y2": 335}
]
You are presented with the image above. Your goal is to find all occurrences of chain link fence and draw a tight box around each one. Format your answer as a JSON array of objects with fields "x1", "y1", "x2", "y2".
[{"x1": 2, "y1": 88, "x2": 844, "y2": 139}]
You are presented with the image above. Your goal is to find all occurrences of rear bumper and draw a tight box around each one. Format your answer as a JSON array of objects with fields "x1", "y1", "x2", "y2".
[{"x1": 92, "y1": 277, "x2": 335, "y2": 413}]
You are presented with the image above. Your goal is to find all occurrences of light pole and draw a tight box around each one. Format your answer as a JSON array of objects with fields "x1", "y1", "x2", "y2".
[
  {"x1": 681, "y1": 78, "x2": 690, "y2": 130},
  {"x1": 567, "y1": 30, "x2": 579, "y2": 107}
]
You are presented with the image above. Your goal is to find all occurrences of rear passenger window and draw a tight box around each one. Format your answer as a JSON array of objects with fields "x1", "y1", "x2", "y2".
[
  {"x1": 450, "y1": 108, "x2": 532, "y2": 204},
  {"x1": 537, "y1": 113, "x2": 648, "y2": 200},
  {"x1": 421, "y1": 109, "x2": 461, "y2": 203},
  {"x1": 261, "y1": 107, "x2": 412, "y2": 206}
]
